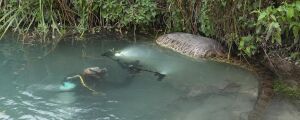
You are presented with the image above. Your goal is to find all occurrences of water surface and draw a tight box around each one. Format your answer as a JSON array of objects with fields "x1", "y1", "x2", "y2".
[{"x1": 0, "y1": 34, "x2": 258, "y2": 120}]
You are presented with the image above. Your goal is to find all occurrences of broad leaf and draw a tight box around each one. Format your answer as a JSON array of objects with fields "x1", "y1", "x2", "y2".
[
  {"x1": 296, "y1": 1, "x2": 300, "y2": 11},
  {"x1": 258, "y1": 11, "x2": 267, "y2": 21},
  {"x1": 286, "y1": 7, "x2": 295, "y2": 18},
  {"x1": 293, "y1": 26, "x2": 299, "y2": 44}
]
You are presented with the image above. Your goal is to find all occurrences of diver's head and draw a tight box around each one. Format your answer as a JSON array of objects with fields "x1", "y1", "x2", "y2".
[{"x1": 83, "y1": 67, "x2": 107, "y2": 79}]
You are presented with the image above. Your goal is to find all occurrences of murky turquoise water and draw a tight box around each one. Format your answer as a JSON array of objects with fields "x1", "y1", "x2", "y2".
[
  {"x1": 265, "y1": 97, "x2": 300, "y2": 120},
  {"x1": 0, "y1": 34, "x2": 258, "y2": 120}
]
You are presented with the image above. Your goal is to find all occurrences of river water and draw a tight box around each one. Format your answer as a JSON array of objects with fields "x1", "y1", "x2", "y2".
[{"x1": 0, "y1": 33, "x2": 258, "y2": 120}]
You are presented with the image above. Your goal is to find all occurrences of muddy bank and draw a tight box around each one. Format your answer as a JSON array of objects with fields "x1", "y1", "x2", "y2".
[{"x1": 263, "y1": 54, "x2": 300, "y2": 85}]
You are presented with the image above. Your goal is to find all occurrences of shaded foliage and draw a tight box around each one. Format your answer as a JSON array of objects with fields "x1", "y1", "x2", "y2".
[
  {"x1": 0, "y1": 0, "x2": 157, "y2": 39},
  {"x1": 274, "y1": 80, "x2": 300, "y2": 99},
  {"x1": 0, "y1": 0, "x2": 299, "y2": 60}
]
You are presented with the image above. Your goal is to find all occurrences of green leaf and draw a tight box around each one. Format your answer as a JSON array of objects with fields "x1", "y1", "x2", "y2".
[
  {"x1": 274, "y1": 30, "x2": 282, "y2": 45},
  {"x1": 245, "y1": 47, "x2": 252, "y2": 56},
  {"x1": 277, "y1": 6, "x2": 284, "y2": 12},
  {"x1": 239, "y1": 39, "x2": 245, "y2": 49},
  {"x1": 270, "y1": 15, "x2": 276, "y2": 21},
  {"x1": 296, "y1": 1, "x2": 300, "y2": 11},
  {"x1": 273, "y1": 22, "x2": 280, "y2": 29},
  {"x1": 256, "y1": 25, "x2": 262, "y2": 34},
  {"x1": 292, "y1": 26, "x2": 299, "y2": 44},
  {"x1": 286, "y1": 7, "x2": 295, "y2": 18},
  {"x1": 289, "y1": 22, "x2": 298, "y2": 29},
  {"x1": 258, "y1": 11, "x2": 267, "y2": 21}
]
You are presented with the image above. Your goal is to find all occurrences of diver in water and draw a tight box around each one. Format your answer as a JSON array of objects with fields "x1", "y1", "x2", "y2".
[
  {"x1": 60, "y1": 67, "x2": 107, "y2": 93},
  {"x1": 60, "y1": 49, "x2": 166, "y2": 93},
  {"x1": 60, "y1": 65, "x2": 137, "y2": 94}
]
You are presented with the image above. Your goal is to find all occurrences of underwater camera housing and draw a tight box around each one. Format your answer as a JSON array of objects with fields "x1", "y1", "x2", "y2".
[
  {"x1": 154, "y1": 72, "x2": 166, "y2": 81},
  {"x1": 101, "y1": 48, "x2": 123, "y2": 58},
  {"x1": 101, "y1": 49, "x2": 115, "y2": 57}
]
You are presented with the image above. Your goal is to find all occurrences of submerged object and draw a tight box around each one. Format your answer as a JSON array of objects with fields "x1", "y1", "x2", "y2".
[
  {"x1": 101, "y1": 48, "x2": 121, "y2": 58},
  {"x1": 154, "y1": 72, "x2": 166, "y2": 81},
  {"x1": 102, "y1": 49, "x2": 166, "y2": 81},
  {"x1": 59, "y1": 81, "x2": 76, "y2": 91},
  {"x1": 101, "y1": 50, "x2": 115, "y2": 57}
]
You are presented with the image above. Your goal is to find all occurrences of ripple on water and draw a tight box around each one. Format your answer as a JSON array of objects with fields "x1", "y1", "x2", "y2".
[
  {"x1": 0, "y1": 97, "x2": 5, "y2": 100},
  {"x1": 20, "y1": 91, "x2": 42, "y2": 100},
  {"x1": 19, "y1": 115, "x2": 49, "y2": 120},
  {"x1": 0, "y1": 111, "x2": 11, "y2": 120},
  {"x1": 4, "y1": 99, "x2": 18, "y2": 106}
]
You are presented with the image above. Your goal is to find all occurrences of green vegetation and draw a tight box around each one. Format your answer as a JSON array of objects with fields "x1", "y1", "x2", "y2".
[
  {"x1": 244, "y1": 1, "x2": 300, "y2": 57},
  {"x1": 0, "y1": 0, "x2": 157, "y2": 39},
  {"x1": 0, "y1": 0, "x2": 299, "y2": 61},
  {"x1": 274, "y1": 80, "x2": 300, "y2": 99}
]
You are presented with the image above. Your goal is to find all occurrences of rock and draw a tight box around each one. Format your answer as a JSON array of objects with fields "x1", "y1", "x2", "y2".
[{"x1": 156, "y1": 32, "x2": 225, "y2": 58}]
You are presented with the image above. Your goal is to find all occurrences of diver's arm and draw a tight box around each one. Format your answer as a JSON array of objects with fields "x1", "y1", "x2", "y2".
[
  {"x1": 62, "y1": 74, "x2": 81, "y2": 84},
  {"x1": 62, "y1": 74, "x2": 99, "y2": 93},
  {"x1": 66, "y1": 75, "x2": 81, "y2": 80}
]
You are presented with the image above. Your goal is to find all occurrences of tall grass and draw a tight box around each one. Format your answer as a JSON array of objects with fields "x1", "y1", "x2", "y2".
[
  {"x1": 0, "y1": 0, "x2": 298, "y2": 61},
  {"x1": 0, "y1": 0, "x2": 157, "y2": 42}
]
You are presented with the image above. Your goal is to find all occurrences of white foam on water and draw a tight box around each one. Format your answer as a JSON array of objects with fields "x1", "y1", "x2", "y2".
[{"x1": 0, "y1": 111, "x2": 10, "y2": 120}]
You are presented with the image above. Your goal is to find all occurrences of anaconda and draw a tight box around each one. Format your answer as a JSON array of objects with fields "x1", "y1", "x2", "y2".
[{"x1": 156, "y1": 33, "x2": 275, "y2": 120}]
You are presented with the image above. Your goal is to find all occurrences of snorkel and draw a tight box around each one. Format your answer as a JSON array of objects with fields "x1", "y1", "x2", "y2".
[{"x1": 102, "y1": 49, "x2": 166, "y2": 81}]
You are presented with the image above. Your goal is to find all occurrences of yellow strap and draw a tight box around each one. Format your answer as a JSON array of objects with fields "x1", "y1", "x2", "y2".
[{"x1": 78, "y1": 75, "x2": 98, "y2": 93}]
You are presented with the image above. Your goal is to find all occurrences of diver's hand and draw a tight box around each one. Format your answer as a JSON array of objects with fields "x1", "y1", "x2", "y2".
[{"x1": 66, "y1": 75, "x2": 81, "y2": 80}]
